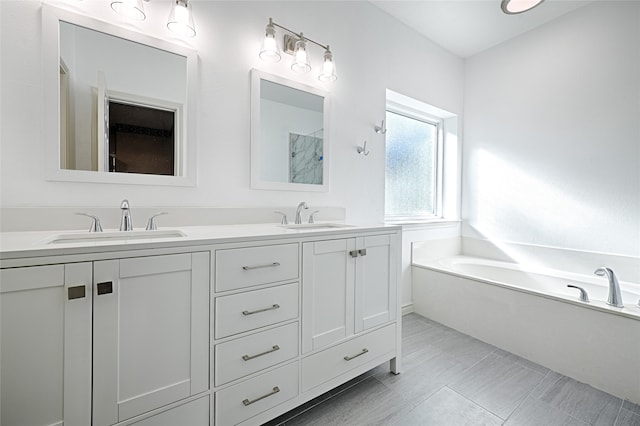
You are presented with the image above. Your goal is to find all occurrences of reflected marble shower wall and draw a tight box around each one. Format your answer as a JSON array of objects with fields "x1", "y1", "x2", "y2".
[{"x1": 289, "y1": 131, "x2": 323, "y2": 184}]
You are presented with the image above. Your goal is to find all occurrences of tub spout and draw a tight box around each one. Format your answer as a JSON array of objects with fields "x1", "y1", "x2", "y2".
[{"x1": 594, "y1": 267, "x2": 623, "y2": 308}]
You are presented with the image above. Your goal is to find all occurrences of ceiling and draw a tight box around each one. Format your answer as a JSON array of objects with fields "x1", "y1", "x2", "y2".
[{"x1": 370, "y1": 0, "x2": 595, "y2": 58}]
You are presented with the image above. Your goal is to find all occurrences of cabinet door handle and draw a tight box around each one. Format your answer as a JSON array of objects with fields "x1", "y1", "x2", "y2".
[
  {"x1": 344, "y1": 348, "x2": 369, "y2": 361},
  {"x1": 349, "y1": 250, "x2": 359, "y2": 258},
  {"x1": 68, "y1": 285, "x2": 86, "y2": 300},
  {"x1": 358, "y1": 249, "x2": 367, "y2": 256},
  {"x1": 242, "y1": 262, "x2": 280, "y2": 271},
  {"x1": 242, "y1": 345, "x2": 280, "y2": 361},
  {"x1": 96, "y1": 281, "x2": 113, "y2": 295},
  {"x1": 242, "y1": 304, "x2": 280, "y2": 316},
  {"x1": 242, "y1": 386, "x2": 280, "y2": 406}
]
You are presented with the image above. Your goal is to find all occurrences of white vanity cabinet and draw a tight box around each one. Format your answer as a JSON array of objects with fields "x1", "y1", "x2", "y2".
[
  {"x1": 0, "y1": 251, "x2": 210, "y2": 426},
  {"x1": 1, "y1": 224, "x2": 401, "y2": 426}
]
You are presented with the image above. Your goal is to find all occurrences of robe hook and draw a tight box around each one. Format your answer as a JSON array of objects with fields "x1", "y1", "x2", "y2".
[
  {"x1": 357, "y1": 140, "x2": 370, "y2": 156},
  {"x1": 375, "y1": 119, "x2": 387, "y2": 134}
]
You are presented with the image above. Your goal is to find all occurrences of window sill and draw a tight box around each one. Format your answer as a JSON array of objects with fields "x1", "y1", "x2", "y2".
[{"x1": 384, "y1": 219, "x2": 461, "y2": 231}]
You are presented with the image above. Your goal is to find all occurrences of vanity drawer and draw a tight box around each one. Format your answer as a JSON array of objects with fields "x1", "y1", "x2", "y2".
[
  {"x1": 215, "y1": 322, "x2": 299, "y2": 386},
  {"x1": 215, "y1": 283, "x2": 299, "y2": 339},
  {"x1": 215, "y1": 361, "x2": 299, "y2": 426},
  {"x1": 301, "y1": 323, "x2": 396, "y2": 392},
  {"x1": 215, "y1": 243, "x2": 299, "y2": 292}
]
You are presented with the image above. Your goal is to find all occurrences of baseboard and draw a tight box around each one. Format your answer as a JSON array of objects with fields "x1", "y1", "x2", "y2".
[{"x1": 401, "y1": 303, "x2": 414, "y2": 316}]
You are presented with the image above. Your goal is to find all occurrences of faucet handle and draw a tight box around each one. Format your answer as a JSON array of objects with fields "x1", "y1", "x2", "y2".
[
  {"x1": 145, "y1": 212, "x2": 168, "y2": 231},
  {"x1": 308, "y1": 210, "x2": 320, "y2": 224},
  {"x1": 274, "y1": 211, "x2": 288, "y2": 225},
  {"x1": 76, "y1": 213, "x2": 103, "y2": 232},
  {"x1": 566, "y1": 284, "x2": 589, "y2": 302}
]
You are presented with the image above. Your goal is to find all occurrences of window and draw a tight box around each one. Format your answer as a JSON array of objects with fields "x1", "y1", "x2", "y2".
[
  {"x1": 385, "y1": 107, "x2": 443, "y2": 222},
  {"x1": 384, "y1": 89, "x2": 459, "y2": 224}
]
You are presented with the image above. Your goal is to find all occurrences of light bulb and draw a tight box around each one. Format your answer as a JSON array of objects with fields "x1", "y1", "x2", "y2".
[
  {"x1": 259, "y1": 19, "x2": 281, "y2": 62},
  {"x1": 291, "y1": 35, "x2": 311, "y2": 73},
  {"x1": 167, "y1": 0, "x2": 196, "y2": 37},
  {"x1": 318, "y1": 47, "x2": 337, "y2": 82}
]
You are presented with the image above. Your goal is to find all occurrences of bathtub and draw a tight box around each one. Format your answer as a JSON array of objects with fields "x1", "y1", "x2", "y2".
[{"x1": 412, "y1": 255, "x2": 640, "y2": 404}]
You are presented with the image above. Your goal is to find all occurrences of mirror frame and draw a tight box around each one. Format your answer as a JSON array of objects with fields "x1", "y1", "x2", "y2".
[
  {"x1": 42, "y1": 4, "x2": 198, "y2": 186},
  {"x1": 250, "y1": 69, "x2": 330, "y2": 192}
]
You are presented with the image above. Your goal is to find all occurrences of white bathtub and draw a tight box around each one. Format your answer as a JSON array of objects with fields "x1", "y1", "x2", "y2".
[{"x1": 412, "y1": 255, "x2": 640, "y2": 404}]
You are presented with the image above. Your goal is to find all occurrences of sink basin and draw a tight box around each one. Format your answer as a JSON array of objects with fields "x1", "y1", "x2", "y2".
[
  {"x1": 279, "y1": 223, "x2": 354, "y2": 231},
  {"x1": 46, "y1": 229, "x2": 186, "y2": 244}
]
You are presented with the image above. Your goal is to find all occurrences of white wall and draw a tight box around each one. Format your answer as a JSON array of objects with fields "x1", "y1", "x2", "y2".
[
  {"x1": 0, "y1": 0, "x2": 464, "y2": 226},
  {"x1": 462, "y1": 1, "x2": 640, "y2": 258}
]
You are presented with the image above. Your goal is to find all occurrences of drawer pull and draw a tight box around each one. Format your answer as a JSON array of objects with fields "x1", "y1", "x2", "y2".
[
  {"x1": 344, "y1": 348, "x2": 369, "y2": 361},
  {"x1": 242, "y1": 304, "x2": 280, "y2": 316},
  {"x1": 242, "y1": 345, "x2": 280, "y2": 361},
  {"x1": 242, "y1": 386, "x2": 280, "y2": 406},
  {"x1": 242, "y1": 262, "x2": 281, "y2": 271}
]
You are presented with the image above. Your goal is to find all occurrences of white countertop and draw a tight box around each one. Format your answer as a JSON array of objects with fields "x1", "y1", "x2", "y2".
[{"x1": 0, "y1": 222, "x2": 401, "y2": 261}]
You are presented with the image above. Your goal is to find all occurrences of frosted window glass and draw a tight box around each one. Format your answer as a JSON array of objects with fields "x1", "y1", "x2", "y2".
[{"x1": 385, "y1": 111, "x2": 437, "y2": 218}]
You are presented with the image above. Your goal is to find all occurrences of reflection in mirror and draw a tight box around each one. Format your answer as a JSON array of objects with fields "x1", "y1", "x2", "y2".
[
  {"x1": 251, "y1": 70, "x2": 330, "y2": 192},
  {"x1": 59, "y1": 21, "x2": 186, "y2": 175},
  {"x1": 43, "y1": 5, "x2": 197, "y2": 186}
]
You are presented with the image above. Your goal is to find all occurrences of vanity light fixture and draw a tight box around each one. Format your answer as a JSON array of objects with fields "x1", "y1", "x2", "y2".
[
  {"x1": 259, "y1": 18, "x2": 337, "y2": 82},
  {"x1": 501, "y1": 0, "x2": 544, "y2": 14},
  {"x1": 167, "y1": 0, "x2": 196, "y2": 38},
  {"x1": 111, "y1": 0, "x2": 147, "y2": 21}
]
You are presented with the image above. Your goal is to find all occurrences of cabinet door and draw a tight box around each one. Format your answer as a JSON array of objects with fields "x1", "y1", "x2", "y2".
[
  {"x1": 355, "y1": 234, "x2": 397, "y2": 333},
  {"x1": 302, "y1": 239, "x2": 355, "y2": 353},
  {"x1": 93, "y1": 252, "x2": 209, "y2": 426},
  {"x1": 1, "y1": 263, "x2": 92, "y2": 426}
]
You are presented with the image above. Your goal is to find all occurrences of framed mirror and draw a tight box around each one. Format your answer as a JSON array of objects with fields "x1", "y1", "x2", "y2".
[
  {"x1": 251, "y1": 69, "x2": 330, "y2": 192},
  {"x1": 42, "y1": 5, "x2": 198, "y2": 186}
]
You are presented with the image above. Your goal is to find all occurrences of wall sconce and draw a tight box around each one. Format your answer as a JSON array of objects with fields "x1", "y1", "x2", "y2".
[
  {"x1": 259, "y1": 18, "x2": 337, "y2": 82},
  {"x1": 501, "y1": 0, "x2": 544, "y2": 14},
  {"x1": 110, "y1": 0, "x2": 196, "y2": 37}
]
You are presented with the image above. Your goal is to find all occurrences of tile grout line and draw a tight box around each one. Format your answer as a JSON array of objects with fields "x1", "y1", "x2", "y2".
[
  {"x1": 612, "y1": 400, "x2": 624, "y2": 426},
  {"x1": 445, "y1": 385, "x2": 507, "y2": 423},
  {"x1": 501, "y1": 369, "x2": 552, "y2": 425}
]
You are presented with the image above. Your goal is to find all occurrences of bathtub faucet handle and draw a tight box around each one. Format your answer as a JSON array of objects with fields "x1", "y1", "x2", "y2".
[{"x1": 567, "y1": 284, "x2": 590, "y2": 303}]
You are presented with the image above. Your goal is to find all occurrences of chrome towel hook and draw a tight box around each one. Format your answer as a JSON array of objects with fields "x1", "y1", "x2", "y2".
[
  {"x1": 375, "y1": 119, "x2": 387, "y2": 134},
  {"x1": 357, "y1": 141, "x2": 370, "y2": 156}
]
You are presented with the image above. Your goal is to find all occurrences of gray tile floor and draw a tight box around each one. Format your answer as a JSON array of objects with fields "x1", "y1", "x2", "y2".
[{"x1": 265, "y1": 313, "x2": 640, "y2": 426}]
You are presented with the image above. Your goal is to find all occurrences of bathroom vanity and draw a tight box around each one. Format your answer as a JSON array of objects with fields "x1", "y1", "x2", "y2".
[{"x1": 0, "y1": 223, "x2": 401, "y2": 426}]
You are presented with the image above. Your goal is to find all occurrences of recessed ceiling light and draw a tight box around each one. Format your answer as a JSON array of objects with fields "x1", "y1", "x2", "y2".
[{"x1": 501, "y1": 0, "x2": 545, "y2": 14}]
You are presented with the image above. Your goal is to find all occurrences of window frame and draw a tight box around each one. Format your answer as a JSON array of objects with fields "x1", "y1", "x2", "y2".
[{"x1": 384, "y1": 101, "x2": 445, "y2": 223}]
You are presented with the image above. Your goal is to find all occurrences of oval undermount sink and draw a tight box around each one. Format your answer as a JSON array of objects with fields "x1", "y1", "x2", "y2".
[
  {"x1": 46, "y1": 229, "x2": 186, "y2": 244},
  {"x1": 278, "y1": 223, "x2": 354, "y2": 230}
]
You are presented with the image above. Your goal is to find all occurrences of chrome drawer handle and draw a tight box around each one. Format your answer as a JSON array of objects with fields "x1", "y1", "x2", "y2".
[
  {"x1": 242, "y1": 386, "x2": 280, "y2": 406},
  {"x1": 344, "y1": 348, "x2": 369, "y2": 361},
  {"x1": 242, "y1": 304, "x2": 280, "y2": 316},
  {"x1": 242, "y1": 262, "x2": 280, "y2": 271},
  {"x1": 242, "y1": 345, "x2": 280, "y2": 361}
]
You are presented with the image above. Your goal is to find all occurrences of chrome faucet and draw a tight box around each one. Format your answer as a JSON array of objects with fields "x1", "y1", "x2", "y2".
[
  {"x1": 119, "y1": 199, "x2": 133, "y2": 231},
  {"x1": 594, "y1": 267, "x2": 623, "y2": 308},
  {"x1": 295, "y1": 202, "x2": 309, "y2": 224}
]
